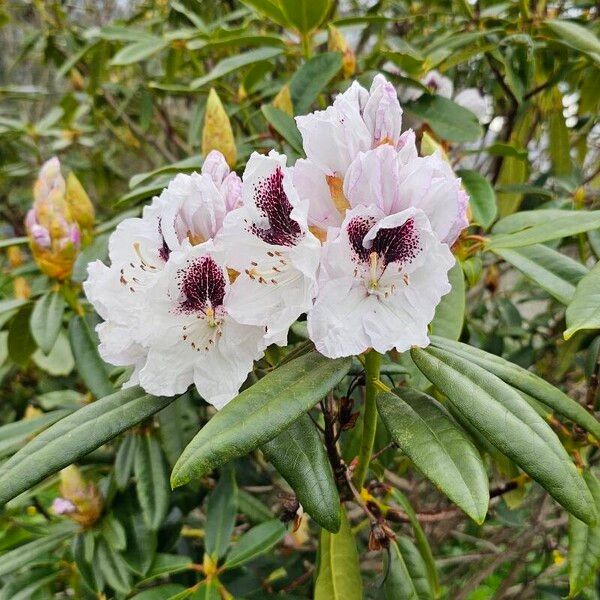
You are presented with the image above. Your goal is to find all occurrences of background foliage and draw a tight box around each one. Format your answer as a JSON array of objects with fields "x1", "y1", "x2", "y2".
[{"x1": 1, "y1": 0, "x2": 600, "y2": 599}]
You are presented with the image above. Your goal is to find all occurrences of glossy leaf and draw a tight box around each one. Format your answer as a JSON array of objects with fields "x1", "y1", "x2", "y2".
[
  {"x1": 261, "y1": 413, "x2": 340, "y2": 532},
  {"x1": 412, "y1": 346, "x2": 597, "y2": 524},
  {"x1": 223, "y1": 519, "x2": 286, "y2": 570},
  {"x1": 279, "y1": 0, "x2": 330, "y2": 34},
  {"x1": 314, "y1": 507, "x2": 362, "y2": 600},
  {"x1": 430, "y1": 336, "x2": 600, "y2": 440},
  {"x1": 564, "y1": 261, "x2": 600, "y2": 339},
  {"x1": 131, "y1": 585, "x2": 187, "y2": 600},
  {"x1": 239, "y1": 0, "x2": 289, "y2": 27},
  {"x1": 494, "y1": 244, "x2": 588, "y2": 305},
  {"x1": 135, "y1": 433, "x2": 170, "y2": 531},
  {"x1": 205, "y1": 466, "x2": 238, "y2": 560},
  {"x1": 29, "y1": 291, "x2": 66, "y2": 354},
  {"x1": 171, "y1": 352, "x2": 351, "y2": 487},
  {"x1": 68, "y1": 315, "x2": 113, "y2": 399},
  {"x1": 261, "y1": 105, "x2": 304, "y2": 154},
  {"x1": 378, "y1": 389, "x2": 488, "y2": 523},
  {"x1": 384, "y1": 537, "x2": 434, "y2": 600},
  {"x1": 457, "y1": 169, "x2": 496, "y2": 229},
  {"x1": 0, "y1": 387, "x2": 177, "y2": 506},
  {"x1": 115, "y1": 434, "x2": 138, "y2": 490},
  {"x1": 110, "y1": 38, "x2": 168, "y2": 65},
  {"x1": 430, "y1": 261, "x2": 465, "y2": 340}
]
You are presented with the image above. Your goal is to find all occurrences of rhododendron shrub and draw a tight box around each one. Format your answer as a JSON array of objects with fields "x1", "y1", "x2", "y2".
[{"x1": 1, "y1": 2, "x2": 600, "y2": 599}]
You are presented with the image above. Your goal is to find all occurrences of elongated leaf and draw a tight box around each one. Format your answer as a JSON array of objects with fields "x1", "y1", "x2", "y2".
[
  {"x1": 29, "y1": 291, "x2": 66, "y2": 354},
  {"x1": 97, "y1": 539, "x2": 132, "y2": 594},
  {"x1": 404, "y1": 95, "x2": 482, "y2": 142},
  {"x1": 118, "y1": 493, "x2": 157, "y2": 576},
  {"x1": 205, "y1": 466, "x2": 238, "y2": 560},
  {"x1": 115, "y1": 434, "x2": 138, "y2": 490},
  {"x1": 237, "y1": 489, "x2": 273, "y2": 523},
  {"x1": 102, "y1": 515, "x2": 127, "y2": 551},
  {"x1": 110, "y1": 38, "x2": 167, "y2": 66},
  {"x1": 390, "y1": 490, "x2": 439, "y2": 596},
  {"x1": 261, "y1": 105, "x2": 304, "y2": 154},
  {"x1": 289, "y1": 52, "x2": 343, "y2": 114},
  {"x1": 0, "y1": 387, "x2": 177, "y2": 506},
  {"x1": 223, "y1": 520, "x2": 286, "y2": 570},
  {"x1": 545, "y1": 19, "x2": 600, "y2": 62},
  {"x1": 457, "y1": 169, "x2": 496, "y2": 229},
  {"x1": 430, "y1": 261, "x2": 465, "y2": 340},
  {"x1": 171, "y1": 352, "x2": 351, "y2": 487},
  {"x1": 135, "y1": 433, "x2": 170, "y2": 530},
  {"x1": 239, "y1": 0, "x2": 289, "y2": 27},
  {"x1": 0, "y1": 409, "x2": 71, "y2": 459},
  {"x1": 73, "y1": 534, "x2": 103, "y2": 592},
  {"x1": 262, "y1": 413, "x2": 340, "y2": 532},
  {"x1": 384, "y1": 537, "x2": 434, "y2": 600},
  {"x1": 488, "y1": 210, "x2": 600, "y2": 249},
  {"x1": 191, "y1": 47, "x2": 282, "y2": 89},
  {"x1": 411, "y1": 346, "x2": 597, "y2": 524},
  {"x1": 279, "y1": 0, "x2": 330, "y2": 33},
  {"x1": 378, "y1": 389, "x2": 488, "y2": 523},
  {"x1": 430, "y1": 336, "x2": 600, "y2": 441},
  {"x1": 0, "y1": 528, "x2": 71, "y2": 577},
  {"x1": 494, "y1": 244, "x2": 588, "y2": 305},
  {"x1": 314, "y1": 507, "x2": 362, "y2": 600},
  {"x1": 68, "y1": 316, "x2": 113, "y2": 399},
  {"x1": 131, "y1": 585, "x2": 187, "y2": 600},
  {"x1": 564, "y1": 261, "x2": 600, "y2": 339},
  {"x1": 569, "y1": 470, "x2": 600, "y2": 596},
  {"x1": 141, "y1": 554, "x2": 193, "y2": 584}
]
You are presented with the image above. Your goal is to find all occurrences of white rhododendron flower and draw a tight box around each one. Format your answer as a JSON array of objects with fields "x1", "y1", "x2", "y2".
[
  {"x1": 219, "y1": 151, "x2": 320, "y2": 345},
  {"x1": 308, "y1": 204, "x2": 454, "y2": 358},
  {"x1": 137, "y1": 241, "x2": 266, "y2": 408}
]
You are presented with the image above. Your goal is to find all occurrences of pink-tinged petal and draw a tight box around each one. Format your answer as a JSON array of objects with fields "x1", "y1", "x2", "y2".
[
  {"x1": 52, "y1": 498, "x2": 76, "y2": 515},
  {"x1": 29, "y1": 223, "x2": 52, "y2": 248},
  {"x1": 444, "y1": 187, "x2": 470, "y2": 246},
  {"x1": 221, "y1": 171, "x2": 242, "y2": 211},
  {"x1": 363, "y1": 75, "x2": 403, "y2": 147},
  {"x1": 343, "y1": 146, "x2": 403, "y2": 215},
  {"x1": 201, "y1": 150, "x2": 231, "y2": 184},
  {"x1": 397, "y1": 130, "x2": 418, "y2": 165}
]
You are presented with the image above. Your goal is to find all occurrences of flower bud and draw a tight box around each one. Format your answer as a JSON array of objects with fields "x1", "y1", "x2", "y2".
[
  {"x1": 328, "y1": 25, "x2": 356, "y2": 78},
  {"x1": 272, "y1": 85, "x2": 294, "y2": 117},
  {"x1": 57, "y1": 465, "x2": 103, "y2": 528},
  {"x1": 202, "y1": 88, "x2": 237, "y2": 168},
  {"x1": 25, "y1": 157, "x2": 83, "y2": 280},
  {"x1": 65, "y1": 172, "x2": 95, "y2": 231}
]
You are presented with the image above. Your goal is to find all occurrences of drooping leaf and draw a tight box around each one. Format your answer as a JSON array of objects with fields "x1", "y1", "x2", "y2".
[
  {"x1": 96, "y1": 539, "x2": 133, "y2": 594},
  {"x1": 171, "y1": 352, "x2": 351, "y2": 487},
  {"x1": 494, "y1": 244, "x2": 588, "y2": 305},
  {"x1": 135, "y1": 433, "x2": 171, "y2": 531},
  {"x1": 223, "y1": 519, "x2": 286, "y2": 570},
  {"x1": 261, "y1": 105, "x2": 304, "y2": 154},
  {"x1": 29, "y1": 291, "x2": 66, "y2": 354},
  {"x1": 457, "y1": 169, "x2": 497, "y2": 229},
  {"x1": 568, "y1": 470, "x2": 600, "y2": 596},
  {"x1": 0, "y1": 387, "x2": 177, "y2": 506},
  {"x1": 378, "y1": 389, "x2": 488, "y2": 523},
  {"x1": 279, "y1": 0, "x2": 331, "y2": 34},
  {"x1": 205, "y1": 466, "x2": 238, "y2": 560},
  {"x1": 261, "y1": 413, "x2": 340, "y2": 532},
  {"x1": 314, "y1": 507, "x2": 362, "y2": 600},
  {"x1": 545, "y1": 19, "x2": 600, "y2": 63},
  {"x1": 430, "y1": 261, "x2": 465, "y2": 340},
  {"x1": 411, "y1": 346, "x2": 597, "y2": 524},
  {"x1": 73, "y1": 534, "x2": 104, "y2": 593},
  {"x1": 564, "y1": 261, "x2": 600, "y2": 339},
  {"x1": 430, "y1": 336, "x2": 600, "y2": 441},
  {"x1": 115, "y1": 434, "x2": 138, "y2": 490},
  {"x1": 384, "y1": 537, "x2": 434, "y2": 600}
]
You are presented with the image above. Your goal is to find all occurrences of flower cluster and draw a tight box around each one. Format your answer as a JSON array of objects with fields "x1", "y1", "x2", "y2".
[{"x1": 84, "y1": 76, "x2": 469, "y2": 408}]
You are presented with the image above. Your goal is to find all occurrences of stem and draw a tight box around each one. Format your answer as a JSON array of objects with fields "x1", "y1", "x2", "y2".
[{"x1": 352, "y1": 350, "x2": 381, "y2": 489}]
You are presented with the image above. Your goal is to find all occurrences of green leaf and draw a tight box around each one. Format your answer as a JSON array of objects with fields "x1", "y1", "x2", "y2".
[
  {"x1": 488, "y1": 210, "x2": 600, "y2": 249},
  {"x1": 191, "y1": 47, "x2": 283, "y2": 89},
  {"x1": 171, "y1": 351, "x2": 351, "y2": 487},
  {"x1": 493, "y1": 244, "x2": 588, "y2": 305},
  {"x1": 68, "y1": 315, "x2": 113, "y2": 399},
  {"x1": 261, "y1": 105, "x2": 304, "y2": 154},
  {"x1": 73, "y1": 534, "x2": 103, "y2": 592},
  {"x1": 190, "y1": 581, "x2": 220, "y2": 600},
  {"x1": 239, "y1": 0, "x2": 289, "y2": 27},
  {"x1": 0, "y1": 387, "x2": 177, "y2": 506},
  {"x1": 110, "y1": 38, "x2": 168, "y2": 66},
  {"x1": 0, "y1": 528, "x2": 71, "y2": 577},
  {"x1": 457, "y1": 169, "x2": 496, "y2": 229},
  {"x1": 118, "y1": 493, "x2": 156, "y2": 576},
  {"x1": 314, "y1": 507, "x2": 362, "y2": 600},
  {"x1": 32, "y1": 331, "x2": 74, "y2": 376},
  {"x1": 430, "y1": 261, "x2": 465, "y2": 340},
  {"x1": 378, "y1": 389, "x2": 488, "y2": 523},
  {"x1": 131, "y1": 585, "x2": 187, "y2": 600},
  {"x1": 404, "y1": 95, "x2": 482, "y2": 142},
  {"x1": 205, "y1": 466, "x2": 238, "y2": 560},
  {"x1": 279, "y1": 0, "x2": 330, "y2": 34},
  {"x1": 115, "y1": 434, "x2": 138, "y2": 490},
  {"x1": 430, "y1": 336, "x2": 600, "y2": 441},
  {"x1": 262, "y1": 413, "x2": 341, "y2": 532},
  {"x1": 411, "y1": 346, "x2": 597, "y2": 524},
  {"x1": 101, "y1": 515, "x2": 127, "y2": 551},
  {"x1": 564, "y1": 261, "x2": 600, "y2": 339},
  {"x1": 0, "y1": 409, "x2": 71, "y2": 459},
  {"x1": 29, "y1": 291, "x2": 66, "y2": 354},
  {"x1": 568, "y1": 470, "x2": 600, "y2": 596},
  {"x1": 135, "y1": 433, "x2": 170, "y2": 531},
  {"x1": 384, "y1": 537, "x2": 434, "y2": 600},
  {"x1": 141, "y1": 554, "x2": 192, "y2": 584},
  {"x1": 548, "y1": 101, "x2": 571, "y2": 177},
  {"x1": 7, "y1": 305, "x2": 36, "y2": 366},
  {"x1": 545, "y1": 19, "x2": 600, "y2": 62},
  {"x1": 390, "y1": 490, "x2": 439, "y2": 596},
  {"x1": 237, "y1": 489, "x2": 273, "y2": 524},
  {"x1": 97, "y1": 539, "x2": 133, "y2": 594},
  {"x1": 223, "y1": 519, "x2": 286, "y2": 570},
  {"x1": 289, "y1": 52, "x2": 343, "y2": 114}
]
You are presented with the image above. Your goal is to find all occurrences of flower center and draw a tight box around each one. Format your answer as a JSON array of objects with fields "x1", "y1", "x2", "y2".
[{"x1": 177, "y1": 255, "x2": 226, "y2": 318}]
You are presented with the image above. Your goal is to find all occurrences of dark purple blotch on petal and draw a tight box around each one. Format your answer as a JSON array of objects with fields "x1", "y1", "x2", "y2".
[{"x1": 177, "y1": 255, "x2": 226, "y2": 314}]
